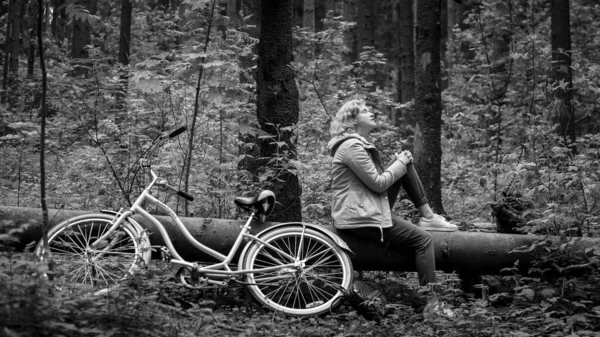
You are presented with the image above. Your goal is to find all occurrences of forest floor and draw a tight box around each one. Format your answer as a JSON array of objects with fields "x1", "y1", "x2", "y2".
[{"x1": 2, "y1": 256, "x2": 600, "y2": 337}]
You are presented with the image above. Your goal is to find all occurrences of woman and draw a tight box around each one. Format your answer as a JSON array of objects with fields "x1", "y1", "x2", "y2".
[{"x1": 327, "y1": 98, "x2": 457, "y2": 317}]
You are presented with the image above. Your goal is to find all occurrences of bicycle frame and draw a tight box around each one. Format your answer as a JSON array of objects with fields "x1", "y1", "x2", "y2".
[{"x1": 90, "y1": 168, "x2": 301, "y2": 285}]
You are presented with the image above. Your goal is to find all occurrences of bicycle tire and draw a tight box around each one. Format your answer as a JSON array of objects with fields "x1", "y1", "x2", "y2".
[
  {"x1": 35, "y1": 214, "x2": 151, "y2": 288},
  {"x1": 242, "y1": 226, "x2": 352, "y2": 316}
]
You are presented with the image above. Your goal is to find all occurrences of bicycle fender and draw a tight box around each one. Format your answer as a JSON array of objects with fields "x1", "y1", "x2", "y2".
[
  {"x1": 257, "y1": 222, "x2": 354, "y2": 254},
  {"x1": 236, "y1": 222, "x2": 354, "y2": 270},
  {"x1": 98, "y1": 211, "x2": 152, "y2": 265},
  {"x1": 99, "y1": 210, "x2": 145, "y2": 236}
]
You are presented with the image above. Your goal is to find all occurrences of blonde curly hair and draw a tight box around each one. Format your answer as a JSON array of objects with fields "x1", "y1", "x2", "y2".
[{"x1": 330, "y1": 99, "x2": 367, "y2": 138}]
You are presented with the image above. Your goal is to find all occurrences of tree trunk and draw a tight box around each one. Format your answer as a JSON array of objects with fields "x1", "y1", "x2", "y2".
[
  {"x1": 314, "y1": 0, "x2": 326, "y2": 32},
  {"x1": 27, "y1": 0, "x2": 37, "y2": 78},
  {"x1": 5, "y1": 206, "x2": 600, "y2": 276},
  {"x1": 256, "y1": 0, "x2": 302, "y2": 222},
  {"x1": 70, "y1": 0, "x2": 95, "y2": 77},
  {"x1": 413, "y1": 0, "x2": 445, "y2": 214},
  {"x1": 50, "y1": 0, "x2": 67, "y2": 45},
  {"x1": 440, "y1": 0, "x2": 448, "y2": 89},
  {"x1": 183, "y1": 0, "x2": 217, "y2": 217},
  {"x1": 36, "y1": 0, "x2": 50, "y2": 268},
  {"x1": 356, "y1": 0, "x2": 375, "y2": 52},
  {"x1": 447, "y1": 0, "x2": 460, "y2": 84},
  {"x1": 398, "y1": 0, "x2": 415, "y2": 105},
  {"x1": 342, "y1": 0, "x2": 357, "y2": 63},
  {"x1": 8, "y1": 0, "x2": 22, "y2": 74},
  {"x1": 227, "y1": 0, "x2": 242, "y2": 26},
  {"x1": 303, "y1": 0, "x2": 315, "y2": 31},
  {"x1": 551, "y1": 0, "x2": 574, "y2": 144},
  {"x1": 116, "y1": 0, "x2": 133, "y2": 109},
  {"x1": 237, "y1": 0, "x2": 261, "y2": 181},
  {"x1": 3, "y1": 0, "x2": 23, "y2": 106},
  {"x1": 2, "y1": 0, "x2": 14, "y2": 104}
]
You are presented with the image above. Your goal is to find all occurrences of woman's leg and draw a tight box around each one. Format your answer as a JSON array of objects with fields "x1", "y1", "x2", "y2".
[
  {"x1": 387, "y1": 163, "x2": 429, "y2": 209},
  {"x1": 388, "y1": 163, "x2": 458, "y2": 231},
  {"x1": 345, "y1": 217, "x2": 436, "y2": 286}
]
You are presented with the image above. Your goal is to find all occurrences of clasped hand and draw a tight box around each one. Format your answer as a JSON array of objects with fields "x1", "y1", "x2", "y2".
[{"x1": 395, "y1": 150, "x2": 413, "y2": 165}]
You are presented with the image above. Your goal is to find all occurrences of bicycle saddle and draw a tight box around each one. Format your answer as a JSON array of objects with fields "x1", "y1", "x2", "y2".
[{"x1": 234, "y1": 190, "x2": 276, "y2": 216}]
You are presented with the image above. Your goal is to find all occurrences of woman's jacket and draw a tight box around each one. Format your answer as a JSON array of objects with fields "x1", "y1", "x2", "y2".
[{"x1": 327, "y1": 133, "x2": 407, "y2": 231}]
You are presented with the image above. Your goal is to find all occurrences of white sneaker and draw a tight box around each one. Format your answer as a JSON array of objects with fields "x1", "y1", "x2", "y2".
[{"x1": 418, "y1": 214, "x2": 458, "y2": 232}]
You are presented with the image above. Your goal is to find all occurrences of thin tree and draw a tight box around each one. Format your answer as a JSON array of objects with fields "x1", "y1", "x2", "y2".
[
  {"x1": 256, "y1": 0, "x2": 302, "y2": 222},
  {"x1": 182, "y1": 0, "x2": 217, "y2": 217},
  {"x1": 303, "y1": 0, "x2": 315, "y2": 31},
  {"x1": 27, "y1": 1, "x2": 37, "y2": 78},
  {"x1": 342, "y1": 0, "x2": 357, "y2": 63},
  {"x1": 2, "y1": 0, "x2": 22, "y2": 105},
  {"x1": 71, "y1": 0, "x2": 95, "y2": 77},
  {"x1": 1, "y1": 0, "x2": 14, "y2": 103},
  {"x1": 551, "y1": 0, "x2": 574, "y2": 144},
  {"x1": 413, "y1": 0, "x2": 445, "y2": 214},
  {"x1": 396, "y1": 0, "x2": 415, "y2": 127},
  {"x1": 37, "y1": 0, "x2": 50, "y2": 265},
  {"x1": 116, "y1": 0, "x2": 133, "y2": 108}
]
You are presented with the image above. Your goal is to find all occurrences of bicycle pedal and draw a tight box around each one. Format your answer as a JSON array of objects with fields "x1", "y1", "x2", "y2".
[{"x1": 159, "y1": 247, "x2": 172, "y2": 262}]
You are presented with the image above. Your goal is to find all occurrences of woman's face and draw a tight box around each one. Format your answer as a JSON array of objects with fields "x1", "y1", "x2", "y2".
[{"x1": 354, "y1": 105, "x2": 377, "y2": 134}]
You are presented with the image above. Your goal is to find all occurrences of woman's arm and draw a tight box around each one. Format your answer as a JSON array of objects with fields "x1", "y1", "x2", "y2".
[{"x1": 342, "y1": 141, "x2": 407, "y2": 193}]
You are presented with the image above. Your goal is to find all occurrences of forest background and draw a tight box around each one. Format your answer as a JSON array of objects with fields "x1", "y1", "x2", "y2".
[{"x1": 1, "y1": 0, "x2": 600, "y2": 336}]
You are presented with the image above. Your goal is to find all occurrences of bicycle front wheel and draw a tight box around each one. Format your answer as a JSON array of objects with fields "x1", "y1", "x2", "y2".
[
  {"x1": 36, "y1": 214, "x2": 150, "y2": 288},
  {"x1": 242, "y1": 226, "x2": 353, "y2": 316}
]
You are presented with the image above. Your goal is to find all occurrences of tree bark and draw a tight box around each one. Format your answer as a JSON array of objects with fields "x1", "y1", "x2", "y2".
[
  {"x1": 8, "y1": 0, "x2": 22, "y2": 74},
  {"x1": 550, "y1": 0, "x2": 574, "y2": 144},
  {"x1": 5, "y1": 206, "x2": 600, "y2": 276},
  {"x1": 256, "y1": 0, "x2": 302, "y2": 222},
  {"x1": 36, "y1": 0, "x2": 50, "y2": 268},
  {"x1": 116, "y1": 0, "x2": 133, "y2": 109},
  {"x1": 356, "y1": 0, "x2": 375, "y2": 52},
  {"x1": 314, "y1": 0, "x2": 325, "y2": 32},
  {"x1": 27, "y1": 0, "x2": 37, "y2": 78},
  {"x1": 342, "y1": 0, "x2": 357, "y2": 63},
  {"x1": 303, "y1": 0, "x2": 315, "y2": 31},
  {"x1": 2, "y1": 0, "x2": 14, "y2": 104},
  {"x1": 440, "y1": 0, "x2": 448, "y2": 89},
  {"x1": 70, "y1": 0, "x2": 95, "y2": 77},
  {"x1": 50, "y1": 0, "x2": 67, "y2": 45},
  {"x1": 413, "y1": 0, "x2": 445, "y2": 214},
  {"x1": 398, "y1": 0, "x2": 415, "y2": 105}
]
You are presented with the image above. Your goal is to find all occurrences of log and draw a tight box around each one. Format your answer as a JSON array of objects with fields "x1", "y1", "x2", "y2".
[{"x1": 1, "y1": 206, "x2": 598, "y2": 275}]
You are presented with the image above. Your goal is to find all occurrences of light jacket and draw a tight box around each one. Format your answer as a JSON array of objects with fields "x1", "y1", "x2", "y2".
[{"x1": 327, "y1": 133, "x2": 407, "y2": 233}]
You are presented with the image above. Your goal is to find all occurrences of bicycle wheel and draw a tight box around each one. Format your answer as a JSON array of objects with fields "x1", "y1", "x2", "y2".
[
  {"x1": 242, "y1": 226, "x2": 352, "y2": 316},
  {"x1": 36, "y1": 214, "x2": 150, "y2": 288}
]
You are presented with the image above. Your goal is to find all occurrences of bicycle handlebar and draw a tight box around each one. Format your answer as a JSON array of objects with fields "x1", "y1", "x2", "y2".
[
  {"x1": 156, "y1": 178, "x2": 195, "y2": 202},
  {"x1": 176, "y1": 190, "x2": 194, "y2": 202},
  {"x1": 168, "y1": 126, "x2": 187, "y2": 138}
]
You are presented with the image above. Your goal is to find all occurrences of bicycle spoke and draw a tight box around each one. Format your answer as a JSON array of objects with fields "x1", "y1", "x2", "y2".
[
  {"x1": 39, "y1": 218, "x2": 144, "y2": 289},
  {"x1": 69, "y1": 264, "x2": 88, "y2": 283},
  {"x1": 54, "y1": 234, "x2": 86, "y2": 255},
  {"x1": 304, "y1": 271, "x2": 343, "y2": 291}
]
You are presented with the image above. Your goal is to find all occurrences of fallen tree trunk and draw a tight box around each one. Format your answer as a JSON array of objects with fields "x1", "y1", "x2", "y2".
[{"x1": 1, "y1": 206, "x2": 598, "y2": 275}]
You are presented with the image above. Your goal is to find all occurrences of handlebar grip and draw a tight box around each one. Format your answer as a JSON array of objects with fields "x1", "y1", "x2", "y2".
[
  {"x1": 169, "y1": 126, "x2": 187, "y2": 138},
  {"x1": 176, "y1": 190, "x2": 194, "y2": 202}
]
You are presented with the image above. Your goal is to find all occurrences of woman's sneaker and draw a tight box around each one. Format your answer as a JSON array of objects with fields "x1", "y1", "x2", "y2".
[{"x1": 418, "y1": 214, "x2": 458, "y2": 232}]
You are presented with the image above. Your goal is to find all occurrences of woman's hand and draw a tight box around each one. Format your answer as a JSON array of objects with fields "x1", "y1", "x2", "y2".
[{"x1": 395, "y1": 150, "x2": 413, "y2": 166}]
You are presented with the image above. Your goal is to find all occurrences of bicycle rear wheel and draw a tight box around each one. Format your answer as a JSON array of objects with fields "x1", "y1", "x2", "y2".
[
  {"x1": 36, "y1": 214, "x2": 150, "y2": 288},
  {"x1": 242, "y1": 226, "x2": 352, "y2": 316}
]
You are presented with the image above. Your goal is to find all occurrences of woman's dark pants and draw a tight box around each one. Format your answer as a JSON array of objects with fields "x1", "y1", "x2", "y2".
[{"x1": 344, "y1": 163, "x2": 436, "y2": 286}]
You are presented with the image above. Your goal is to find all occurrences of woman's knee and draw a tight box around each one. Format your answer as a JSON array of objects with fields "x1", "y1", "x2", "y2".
[{"x1": 415, "y1": 227, "x2": 433, "y2": 247}]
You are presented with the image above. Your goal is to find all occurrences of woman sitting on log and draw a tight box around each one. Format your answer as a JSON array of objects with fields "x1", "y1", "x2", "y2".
[{"x1": 327, "y1": 98, "x2": 457, "y2": 318}]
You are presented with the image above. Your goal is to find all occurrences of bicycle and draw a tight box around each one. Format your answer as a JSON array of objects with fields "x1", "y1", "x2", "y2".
[{"x1": 36, "y1": 127, "x2": 354, "y2": 317}]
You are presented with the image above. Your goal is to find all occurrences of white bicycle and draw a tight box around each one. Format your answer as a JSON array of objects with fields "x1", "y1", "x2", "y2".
[{"x1": 36, "y1": 127, "x2": 353, "y2": 316}]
